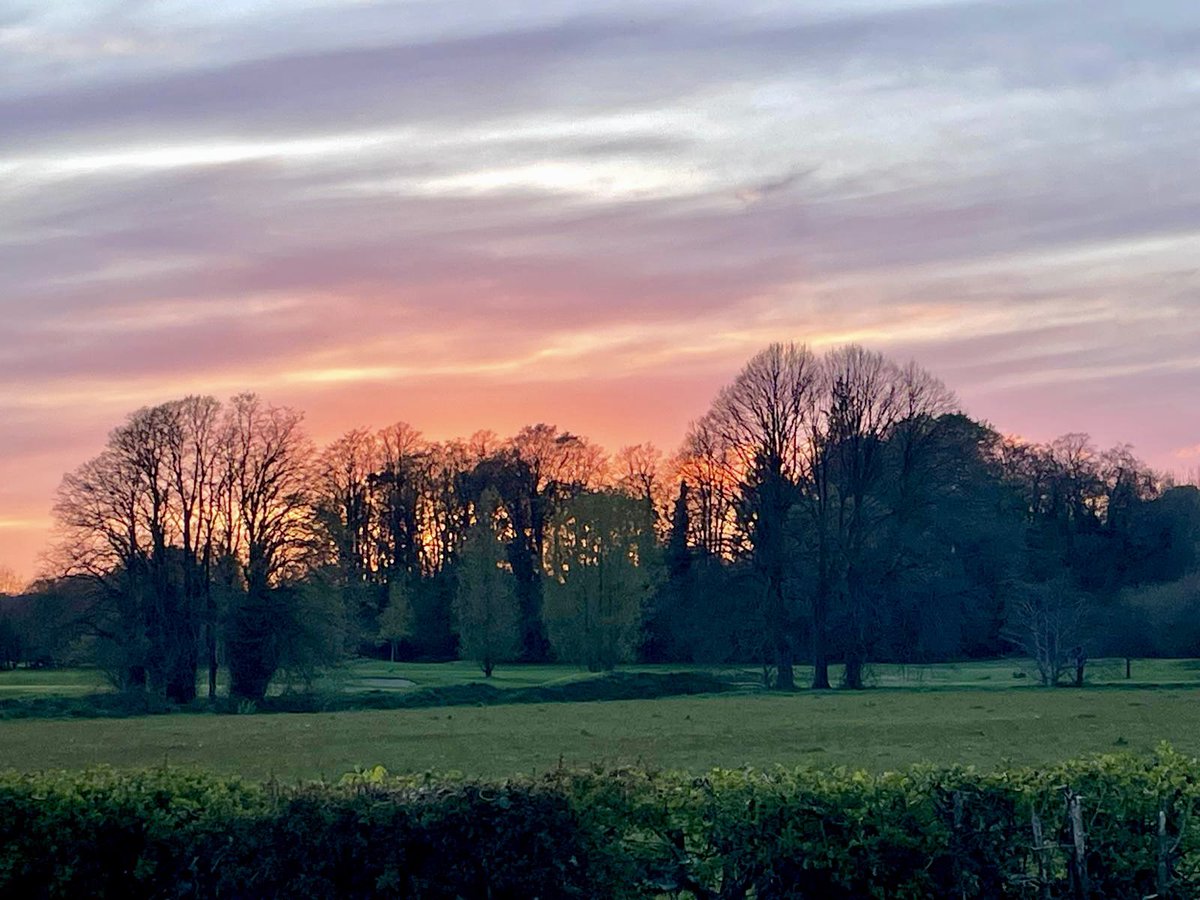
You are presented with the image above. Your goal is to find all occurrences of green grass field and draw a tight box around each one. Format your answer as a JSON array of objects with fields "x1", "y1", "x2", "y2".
[
  {"x1": 0, "y1": 667, "x2": 111, "y2": 699},
  {"x1": 328, "y1": 657, "x2": 1200, "y2": 691},
  {"x1": 0, "y1": 685, "x2": 1197, "y2": 780},
  {"x1": 4, "y1": 657, "x2": 1195, "y2": 701},
  {"x1": 2, "y1": 658, "x2": 1200, "y2": 780}
]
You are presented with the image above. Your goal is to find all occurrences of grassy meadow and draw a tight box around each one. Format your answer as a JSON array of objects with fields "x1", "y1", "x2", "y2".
[{"x1": 2, "y1": 657, "x2": 1200, "y2": 780}]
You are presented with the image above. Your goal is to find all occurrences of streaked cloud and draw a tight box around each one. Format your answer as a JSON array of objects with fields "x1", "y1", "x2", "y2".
[{"x1": 2, "y1": 0, "x2": 1198, "y2": 577}]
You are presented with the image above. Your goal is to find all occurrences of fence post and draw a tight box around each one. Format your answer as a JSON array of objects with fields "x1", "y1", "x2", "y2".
[
  {"x1": 951, "y1": 790, "x2": 966, "y2": 896},
  {"x1": 1066, "y1": 789, "x2": 1089, "y2": 900},
  {"x1": 1031, "y1": 809, "x2": 1051, "y2": 900},
  {"x1": 1157, "y1": 805, "x2": 1172, "y2": 899}
]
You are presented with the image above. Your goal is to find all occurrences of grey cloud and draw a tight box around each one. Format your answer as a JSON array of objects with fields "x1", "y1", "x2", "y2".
[
  {"x1": 5, "y1": 0, "x2": 1194, "y2": 154},
  {"x1": 1, "y1": 1, "x2": 1197, "y2": 396},
  {"x1": 0, "y1": 17, "x2": 700, "y2": 151}
]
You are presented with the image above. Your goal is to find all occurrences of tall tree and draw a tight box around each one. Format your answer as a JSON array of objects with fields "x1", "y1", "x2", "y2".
[
  {"x1": 544, "y1": 491, "x2": 656, "y2": 671},
  {"x1": 53, "y1": 400, "x2": 224, "y2": 701},
  {"x1": 163, "y1": 397, "x2": 225, "y2": 701},
  {"x1": 374, "y1": 422, "x2": 428, "y2": 583},
  {"x1": 640, "y1": 481, "x2": 693, "y2": 662},
  {"x1": 453, "y1": 488, "x2": 520, "y2": 676},
  {"x1": 223, "y1": 394, "x2": 314, "y2": 702},
  {"x1": 700, "y1": 342, "x2": 819, "y2": 690},
  {"x1": 113, "y1": 404, "x2": 197, "y2": 701},
  {"x1": 314, "y1": 427, "x2": 382, "y2": 643},
  {"x1": 476, "y1": 424, "x2": 606, "y2": 662},
  {"x1": 376, "y1": 580, "x2": 413, "y2": 662},
  {"x1": 673, "y1": 417, "x2": 741, "y2": 559},
  {"x1": 805, "y1": 348, "x2": 956, "y2": 688},
  {"x1": 613, "y1": 442, "x2": 665, "y2": 520},
  {"x1": 315, "y1": 428, "x2": 380, "y2": 582}
]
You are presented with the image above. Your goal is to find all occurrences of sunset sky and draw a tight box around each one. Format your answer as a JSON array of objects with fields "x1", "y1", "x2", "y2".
[{"x1": 2, "y1": 0, "x2": 1199, "y2": 581}]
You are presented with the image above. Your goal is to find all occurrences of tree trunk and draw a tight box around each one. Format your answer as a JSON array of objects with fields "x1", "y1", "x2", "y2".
[
  {"x1": 811, "y1": 588, "x2": 831, "y2": 690},
  {"x1": 511, "y1": 541, "x2": 551, "y2": 663},
  {"x1": 770, "y1": 577, "x2": 795, "y2": 691},
  {"x1": 775, "y1": 636, "x2": 795, "y2": 691},
  {"x1": 128, "y1": 663, "x2": 148, "y2": 691},
  {"x1": 843, "y1": 653, "x2": 865, "y2": 690},
  {"x1": 207, "y1": 623, "x2": 218, "y2": 702},
  {"x1": 228, "y1": 579, "x2": 280, "y2": 703}
]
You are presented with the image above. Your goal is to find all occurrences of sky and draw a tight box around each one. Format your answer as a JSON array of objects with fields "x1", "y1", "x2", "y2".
[{"x1": 1, "y1": 0, "x2": 1199, "y2": 581}]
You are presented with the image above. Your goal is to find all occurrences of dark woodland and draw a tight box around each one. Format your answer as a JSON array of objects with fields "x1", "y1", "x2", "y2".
[{"x1": 3, "y1": 343, "x2": 1197, "y2": 701}]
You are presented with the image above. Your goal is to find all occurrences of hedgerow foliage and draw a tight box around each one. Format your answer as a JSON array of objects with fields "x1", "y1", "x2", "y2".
[{"x1": 4, "y1": 747, "x2": 1200, "y2": 898}]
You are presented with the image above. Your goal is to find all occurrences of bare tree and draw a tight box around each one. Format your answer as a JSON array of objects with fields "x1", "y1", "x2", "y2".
[
  {"x1": 421, "y1": 438, "x2": 475, "y2": 575},
  {"x1": 701, "y1": 343, "x2": 820, "y2": 690},
  {"x1": 315, "y1": 428, "x2": 380, "y2": 581},
  {"x1": 53, "y1": 445, "x2": 148, "y2": 689},
  {"x1": 223, "y1": 393, "x2": 314, "y2": 701},
  {"x1": 163, "y1": 397, "x2": 225, "y2": 701},
  {"x1": 673, "y1": 417, "x2": 742, "y2": 559},
  {"x1": 314, "y1": 427, "x2": 384, "y2": 645},
  {"x1": 374, "y1": 421, "x2": 429, "y2": 581},
  {"x1": 1005, "y1": 582, "x2": 1088, "y2": 686},
  {"x1": 53, "y1": 401, "x2": 218, "y2": 701},
  {"x1": 0, "y1": 566, "x2": 22, "y2": 597},
  {"x1": 808, "y1": 348, "x2": 957, "y2": 689},
  {"x1": 110, "y1": 404, "x2": 192, "y2": 698},
  {"x1": 613, "y1": 442, "x2": 666, "y2": 515}
]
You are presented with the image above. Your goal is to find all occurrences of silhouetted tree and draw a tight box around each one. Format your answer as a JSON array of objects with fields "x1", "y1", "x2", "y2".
[
  {"x1": 223, "y1": 394, "x2": 314, "y2": 702},
  {"x1": 53, "y1": 399, "x2": 227, "y2": 700},
  {"x1": 314, "y1": 427, "x2": 382, "y2": 643},
  {"x1": 699, "y1": 343, "x2": 819, "y2": 690},
  {"x1": 640, "y1": 482, "x2": 693, "y2": 662},
  {"x1": 802, "y1": 348, "x2": 957, "y2": 689},
  {"x1": 673, "y1": 416, "x2": 741, "y2": 559},
  {"x1": 0, "y1": 566, "x2": 21, "y2": 597},
  {"x1": 474, "y1": 425, "x2": 606, "y2": 662}
]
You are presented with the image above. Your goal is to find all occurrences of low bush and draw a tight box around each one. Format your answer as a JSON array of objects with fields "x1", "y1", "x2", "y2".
[{"x1": 5, "y1": 747, "x2": 1200, "y2": 897}]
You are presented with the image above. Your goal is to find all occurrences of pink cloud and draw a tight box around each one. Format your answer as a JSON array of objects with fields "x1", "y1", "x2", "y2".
[{"x1": 3, "y1": 0, "x2": 1200, "y2": 579}]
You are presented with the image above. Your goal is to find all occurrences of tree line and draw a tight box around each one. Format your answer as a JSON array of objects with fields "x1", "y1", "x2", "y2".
[{"x1": 1, "y1": 342, "x2": 1197, "y2": 698}]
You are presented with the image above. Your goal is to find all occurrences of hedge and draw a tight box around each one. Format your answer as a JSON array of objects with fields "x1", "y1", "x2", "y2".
[{"x1": 3, "y1": 747, "x2": 1200, "y2": 898}]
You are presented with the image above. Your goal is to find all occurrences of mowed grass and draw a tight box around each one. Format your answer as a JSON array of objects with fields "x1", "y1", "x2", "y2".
[
  {"x1": 0, "y1": 661, "x2": 747, "y2": 700},
  {"x1": 4, "y1": 657, "x2": 1195, "y2": 700},
  {"x1": 330, "y1": 657, "x2": 1200, "y2": 691},
  {"x1": 2, "y1": 683, "x2": 1199, "y2": 780},
  {"x1": 0, "y1": 667, "x2": 110, "y2": 699}
]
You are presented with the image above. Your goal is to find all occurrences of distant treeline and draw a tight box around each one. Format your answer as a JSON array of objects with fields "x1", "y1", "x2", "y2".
[{"x1": 1, "y1": 342, "x2": 1197, "y2": 699}]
